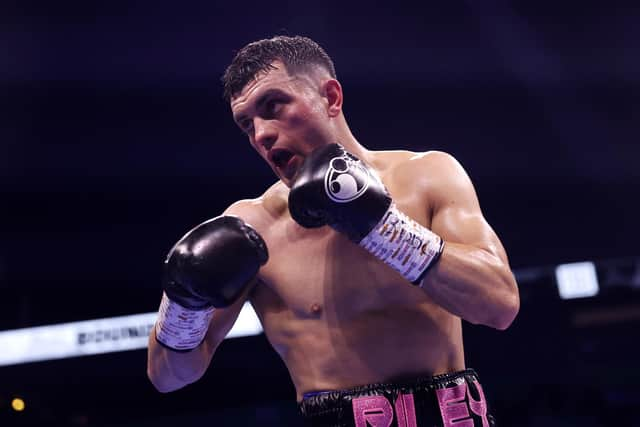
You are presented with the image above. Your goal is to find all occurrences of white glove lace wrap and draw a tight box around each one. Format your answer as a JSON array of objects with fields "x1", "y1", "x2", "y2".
[
  {"x1": 155, "y1": 292, "x2": 215, "y2": 351},
  {"x1": 359, "y1": 203, "x2": 444, "y2": 284}
]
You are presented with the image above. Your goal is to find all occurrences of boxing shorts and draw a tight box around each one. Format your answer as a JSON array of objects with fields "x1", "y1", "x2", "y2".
[{"x1": 299, "y1": 369, "x2": 496, "y2": 426}]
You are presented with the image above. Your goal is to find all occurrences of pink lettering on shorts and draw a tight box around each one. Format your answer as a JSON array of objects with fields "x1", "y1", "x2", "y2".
[
  {"x1": 394, "y1": 393, "x2": 418, "y2": 427},
  {"x1": 435, "y1": 379, "x2": 489, "y2": 427},
  {"x1": 352, "y1": 393, "x2": 417, "y2": 427},
  {"x1": 353, "y1": 395, "x2": 393, "y2": 427}
]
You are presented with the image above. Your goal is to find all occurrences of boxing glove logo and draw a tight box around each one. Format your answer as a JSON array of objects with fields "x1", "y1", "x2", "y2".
[{"x1": 324, "y1": 153, "x2": 371, "y2": 203}]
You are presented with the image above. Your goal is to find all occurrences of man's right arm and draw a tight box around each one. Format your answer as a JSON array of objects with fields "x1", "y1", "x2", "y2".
[
  {"x1": 146, "y1": 201, "x2": 268, "y2": 393},
  {"x1": 147, "y1": 284, "x2": 252, "y2": 393}
]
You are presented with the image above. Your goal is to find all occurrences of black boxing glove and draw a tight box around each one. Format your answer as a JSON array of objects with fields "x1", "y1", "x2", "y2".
[
  {"x1": 155, "y1": 215, "x2": 268, "y2": 351},
  {"x1": 289, "y1": 143, "x2": 444, "y2": 284}
]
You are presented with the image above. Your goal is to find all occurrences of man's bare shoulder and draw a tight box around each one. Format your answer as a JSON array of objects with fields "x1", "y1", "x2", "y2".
[
  {"x1": 373, "y1": 149, "x2": 473, "y2": 207},
  {"x1": 369, "y1": 148, "x2": 414, "y2": 168},
  {"x1": 373, "y1": 149, "x2": 463, "y2": 179},
  {"x1": 407, "y1": 150, "x2": 470, "y2": 183},
  {"x1": 223, "y1": 181, "x2": 289, "y2": 232},
  {"x1": 388, "y1": 149, "x2": 456, "y2": 166}
]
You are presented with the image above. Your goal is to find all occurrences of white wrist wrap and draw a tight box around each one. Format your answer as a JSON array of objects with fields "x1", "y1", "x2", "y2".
[
  {"x1": 359, "y1": 203, "x2": 444, "y2": 284},
  {"x1": 155, "y1": 292, "x2": 215, "y2": 351}
]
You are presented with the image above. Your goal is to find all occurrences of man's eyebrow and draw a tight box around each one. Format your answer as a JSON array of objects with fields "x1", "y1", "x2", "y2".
[
  {"x1": 233, "y1": 89, "x2": 286, "y2": 125},
  {"x1": 255, "y1": 88, "x2": 286, "y2": 109}
]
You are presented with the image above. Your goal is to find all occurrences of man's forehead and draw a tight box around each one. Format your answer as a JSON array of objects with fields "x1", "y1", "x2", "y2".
[{"x1": 231, "y1": 63, "x2": 292, "y2": 103}]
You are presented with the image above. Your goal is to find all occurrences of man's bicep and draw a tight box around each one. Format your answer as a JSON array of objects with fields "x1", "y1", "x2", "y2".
[
  {"x1": 426, "y1": 153, "x2": 508, "y2": 262},
  {"x1": 432, "y1": 205, "x2": 508, "y2": 262}
]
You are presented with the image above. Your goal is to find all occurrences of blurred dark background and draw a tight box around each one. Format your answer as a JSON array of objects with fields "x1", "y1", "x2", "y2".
[{"x1": 1, "y1": 0, "x2": 639, "y2": 425}]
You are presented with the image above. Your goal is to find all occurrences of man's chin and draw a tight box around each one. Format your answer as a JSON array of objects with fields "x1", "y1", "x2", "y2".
[
  {"x1": 276, "y1": 160, "x2": 302, "y2": 186},
  {"x1": 279, "y1": 174, "x2": 295, "y2": 188},
  {"x1": 271, "y1": 169, "x2": 293, "y2": 188}
]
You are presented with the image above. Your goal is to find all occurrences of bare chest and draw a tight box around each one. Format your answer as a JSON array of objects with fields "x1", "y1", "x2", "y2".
[{"x1": 253, "y1": 187, "x2": 431, "y2": 320}]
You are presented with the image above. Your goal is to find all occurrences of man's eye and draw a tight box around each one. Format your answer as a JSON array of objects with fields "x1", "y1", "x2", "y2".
[
  {"x1": 265, "y1": 99, "x2": 281, "y2": 116},
  {"x1": 240, "y1": 121, "x2": 254, "y2": 134}
]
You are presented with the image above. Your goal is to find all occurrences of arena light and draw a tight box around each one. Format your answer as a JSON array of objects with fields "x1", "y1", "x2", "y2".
[
  {"x1": 555, "y1": 261, "x2": 599, "y2": 300},
  {"x1": 11, "y1": 397, "x2": 25, "y2": 412},
  {"x1": 0, "y1": 303, "x2": 262, "y2": 367}
]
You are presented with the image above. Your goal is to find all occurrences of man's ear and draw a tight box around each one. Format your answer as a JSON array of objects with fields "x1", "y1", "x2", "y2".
[{"x1": 322, "y1": 79, "x2": 343, "y2": 117}]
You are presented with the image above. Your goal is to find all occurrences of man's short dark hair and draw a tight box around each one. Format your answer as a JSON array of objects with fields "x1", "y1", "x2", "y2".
[{"x1": 222, "y1": 35, "x2": 336, "y2": 102}]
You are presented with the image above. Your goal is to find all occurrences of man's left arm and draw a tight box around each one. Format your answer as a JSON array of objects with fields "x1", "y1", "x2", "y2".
[
  {"x1": 287, "y1": 143, "x2": 519, "y2": 330},
  {"x1": 416, "y1": 151, "x2": 519, "y2": 330}
]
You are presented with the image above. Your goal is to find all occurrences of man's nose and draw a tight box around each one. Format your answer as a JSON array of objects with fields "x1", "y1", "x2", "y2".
[{"x1": 254, "y1": 117, "x2": 277, "y2": 151}]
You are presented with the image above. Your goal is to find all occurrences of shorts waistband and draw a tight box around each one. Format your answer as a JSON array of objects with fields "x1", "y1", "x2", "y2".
[{"x1": 299, "y1": 369, "x2": 495, "y2": 427}]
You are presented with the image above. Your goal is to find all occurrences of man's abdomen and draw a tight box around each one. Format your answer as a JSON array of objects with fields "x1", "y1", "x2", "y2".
[{"x1": 261, "y1": 302, "x2": 465, "y2": 400}]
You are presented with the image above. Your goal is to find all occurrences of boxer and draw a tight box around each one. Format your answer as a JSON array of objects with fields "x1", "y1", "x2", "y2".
[{"x1": 147, "y1": 35, "x2": 519, "y2": 426}]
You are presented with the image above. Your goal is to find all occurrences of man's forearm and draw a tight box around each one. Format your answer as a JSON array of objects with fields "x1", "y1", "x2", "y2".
[
  {"x1": 420, "y1": 242, "x2": 519, "y2": 330},
  {"x1": 147, "y1": 330, "x2": 212, "y2": 393}
]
